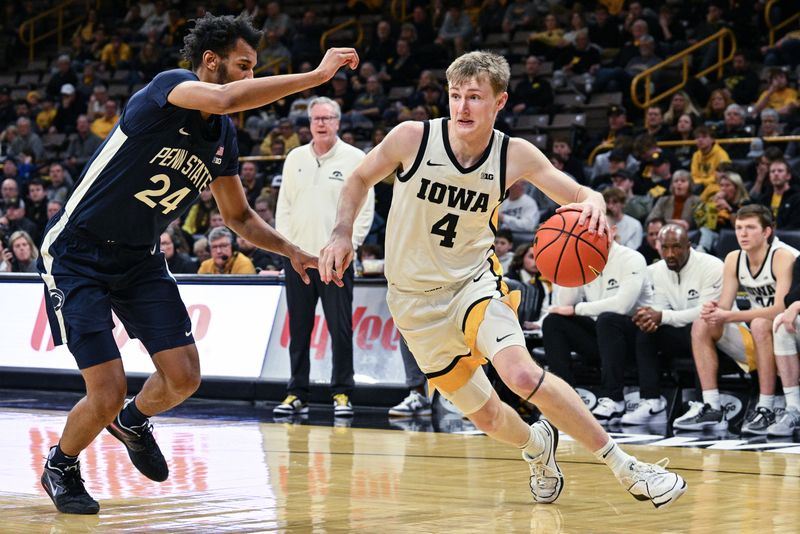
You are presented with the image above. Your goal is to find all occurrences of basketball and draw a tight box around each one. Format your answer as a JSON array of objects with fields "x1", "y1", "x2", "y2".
[{"x1": 532, "y1": 209, "x2": 609, "y2": 287}]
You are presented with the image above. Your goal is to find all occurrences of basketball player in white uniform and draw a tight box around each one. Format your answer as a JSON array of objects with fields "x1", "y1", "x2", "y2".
[
  {"x1": 319, "y1": 51, "x2": 686, "y2": 508},
  {"x1": 674, "y1": 205, "x2": 799, "y2": 433},
  {"x1": 770, "y1": 255, "x2": 800, "y2": 436}
]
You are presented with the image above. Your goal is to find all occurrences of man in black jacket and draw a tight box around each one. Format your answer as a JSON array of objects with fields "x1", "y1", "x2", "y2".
[{"x1": 757, "y1": 159, "x2": 800, "y2": 230}]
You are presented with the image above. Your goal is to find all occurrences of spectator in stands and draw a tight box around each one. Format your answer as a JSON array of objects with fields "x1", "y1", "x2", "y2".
[
  {"x1": 505, "y1": 243, "x2": 553, "y2": 332},
  {"x1": 609, "y1": 169, "x2": 652, "y2": 223},
  {"x1": 528, "y1": 14, "x2": 565, "y2": 63},
  {"x1": 161, "y1": 9, "x2": 187, "y2": 51},
  {"x1": 714, "y1": 104, "x2": 749, "y2": 159},
  {"x1": 638, "y1": 216, "x2": 664, "y2": 264},
  {"x1": 552, "y1": 137, "x2": 587, "y2": 186},
  {"x1": 198, "y1": 226, "x2": 256, "y2": 275},
  {"x1": 607, "y1": 18, "x2": 650, "y2": 73},
  {"x1": 182, "y1": 187, "x2": 216, "y2": 238},
  {"x1": 99, "y1": 34, "x2": 132, "y2": 71},
  {"x1": 237, "y1": 233, "x2": 281, "y2": 272},
  {"x1": 655, "y1": 5, "x2": 686, "y2": 54},
  {"x1": 46, "y1": 55, "x2": 78, "y2": 100},
  {"x1": 0, "y1": 229, "x2": 38, "y2": 272},
  {"x1": 52, "y1": 84, "x2": 84, "y2": 135},
  {"x1": 555, "y1": 30, "x2": 601, "y2": 93},
  {"x1": 138, "y1": 0, "x2": 169, "y2": 39},
  {"x1": 344, "y1": 75, "x2": 389, "y2": 131},
  {"x1": 590, "y1": 145, "x2": 634, "y2": 190},
  {"x1": 326, "y1": 71, "x2": 356, "y2": 114},
  {"x1": 207, "y1": 208, "x2": 225, "y2": 231},
  {"x1": 120, "y1": 3, "x2": 145, "y2": 39},
  {"x1": 1, "y1": 177, "x2": 19, "y2": 215},
  {"x1": 757, "y1": 108, "x2": 783, "y2": 138},
  {"x1": 702, "y1": 89, "x2": 733, "y2": 127},
  {"x1": 604, "y1": 187, "x2": 643, "y2": 249},
  {"x1": 762, "y1": 28, "x2": 800, "y2": 69},
  {"x1": 509, "y1": 55, "x2": 553, "y2": 118},
  {"x1": 588, "y1": 4, "x2": 622, "y2": 50},
  {"x1": 254, "y1": 194, "x2": 275, "y2": 227},
  {"x1": 598, "y1": 105, "x2": 635, "y2": 146},
  {"x1": 45, "y1": 162, "x2": 72, "y2": 204},
  {"x1": 262, "y1": 1, "x2": 294, "y2": 43},
  {"x1": 159, "y1": 230, "x2": 197, "y2": 274},
  {"x1": 46, "y1": 199, "x2": 62, "y2": 222},
  {"x1": 9, "y1": 117, "x2": 43, "y2": 163},
  {"x1": 436, "y1": 4, "x2": 473, "y2": 58},
  {"x1": 240, "y1": 161, "x2": 263, "y2": 208},
  {"x1": 647, "y1": 169, "x2": 700, "y2": 231},
  {"x1": 628, "y1": 225, "x2": 724, "y2": 425},
  {"x1": 690, "y1": 125, "x2": 730, "y2": 192},
  {"x1": 274, "y1": 96, "x2": 373, "y2": 418},
  {"x1": 25, "y1": 177, "x2": 48, "y2": 237},
  {"x1": 76, "y1": 63, "x2": 100, "y2": 101},
  {"x1": 494, "y1": 228, "x2": 515, "y2": 272},
  {"x1": 0, "y1": 197, "x2": 39, "y2": 244},
  {"x1": 674, "y1": 205, "x2": 797, "y2": 434},
  {"x1": 695, "y1": 170, "x2": 751, "y2": 253},
  {"x1": 499, "y1": 180, "x2": 539, "y2": 245},
  {"x1": 258, "y1": 29, "x2": 291, "y2": 71},
  {"x1": 543, "y1": 226, "x2": 652, "y2": 424},
  {"x1": 719, "y1": 51, "x2": 760, "y2": 106},
  {"x1": 769, "y1": 255, "x2": 800, "y2": 435},
  {"x1": 384, "y1": 38, "x2": 420, "y2": 88},
  {"x1": 259, "y1": 118, "x2": 299, "y2": 156},
  {"x1": 755, "y1": 159, "x2": 800, "y2": 229},
  {"x1": 90, "y1": 100, "x2": 119, "y2": 140},
  {"x1": 65, "y1": 114, "x2": 102, "y2": 177},
  {"x1": 637, "y1": 105, "x2": 671, "y2": 141},
  {"x1": 476, "y1": 0, "x2": 505, "y2": 40},
  {"x1": 754, "y1": 68, "x2": 798, "y2": 118},
  {"x1": 291, "y1": 9, "x2": 323, "y2": 69},
  {"x1": 0, "y1": 88, "x2": 15, "y2": 129},
  {"x1": 663, "y1": 90, "x2": 701, "y2": 129},
  {"x1": 670, "y1": 112, "x2": 698, "y2": 169},
  {"x1": 35, "y1": 97, "x2": 57, "y2": 133},
  {"x1": 193, "y1": 237, "x2": 210, "y2": 264},
  {"x1": 502, "y1": 0, "x2": 536, "y2": 36},
  {"x1": 297, "y1": 125, "x2": 312, "y2": 146},
  {"x1": 134, "y1": 41, "x2": 163, "y2": 83},
  {"x1": 365, "y1": 19, "x2": 395, "y2": 70},
  {"x1": 689, "y1": 3, "x2": 728, "y2": 72}
]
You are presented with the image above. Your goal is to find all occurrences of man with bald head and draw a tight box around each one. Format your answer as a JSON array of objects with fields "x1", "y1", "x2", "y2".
[{"x1": 625, "y1": 224, "x2": 724, "y2": 425}]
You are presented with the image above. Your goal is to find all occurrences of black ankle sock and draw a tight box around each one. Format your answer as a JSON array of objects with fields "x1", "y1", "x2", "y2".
[
  {"x1": 50, "y1": 443, "x2": 78, "y2": 466},
  {"x1": 119, "y1": 397, "x2": 149, "y2": 428}
]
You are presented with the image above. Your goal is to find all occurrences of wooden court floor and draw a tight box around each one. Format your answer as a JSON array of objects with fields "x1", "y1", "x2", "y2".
[{"x1": 2, "y1": 406, "x2": 799, "y2": 533}]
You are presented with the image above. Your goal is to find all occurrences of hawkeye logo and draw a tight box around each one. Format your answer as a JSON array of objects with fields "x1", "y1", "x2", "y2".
[
  {"x1": 329, "y1": 170, "x2": 344, "y2": 181},
  {"x1": 688, "y1": 289, "x2": 699, "y2": 300},
  {"x1": 30, "y1": 295, "x2": 210, "y2": 352}
]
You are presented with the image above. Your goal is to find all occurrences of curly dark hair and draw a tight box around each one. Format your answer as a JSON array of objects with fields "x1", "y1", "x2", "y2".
[{"x1": 181, "y1": 13, "x2": 263, "y2": 70}]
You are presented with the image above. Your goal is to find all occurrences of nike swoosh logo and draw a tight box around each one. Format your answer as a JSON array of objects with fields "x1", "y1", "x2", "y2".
[
  {"x1": 46, "y1": 473, "x2": 62, "y2": 496},
  {"x1": 649, "y1": 408, "x2": 665, "y2": 415},
  {"x1": 185, "y1": 331, "x2": 192, "y2": 337},
  {"x1": 473, "y1": 272, "x2": 483, "y2": 282},
  {"x1": 496, "y1": 333, "x2": 514, "y2": 343},
  {"x1": 426, "y1": 159, "x2": 446, "y2": 166},
  {"x1": 179, "y1": 127, "x2": 190, "y2": 136}
]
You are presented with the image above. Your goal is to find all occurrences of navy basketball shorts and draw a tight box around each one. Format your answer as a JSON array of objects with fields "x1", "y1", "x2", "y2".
[{"x1": 38, "y1": 229, "x2": 194, "y2": 369}]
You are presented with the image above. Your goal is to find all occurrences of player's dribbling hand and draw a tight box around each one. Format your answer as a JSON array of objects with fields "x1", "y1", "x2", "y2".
[
  {"x1": 288, "y1": 246, "x2": 318, "y2": 285},
  {"x1": 316, "y1": 48, "x2": 360, "y2": 81},
  {"x1": 557, "y1": 201, "x2": 608, "y2": 236},
  {"x1": 319, "y1": 231, "x2": 353, "y2": 287}
]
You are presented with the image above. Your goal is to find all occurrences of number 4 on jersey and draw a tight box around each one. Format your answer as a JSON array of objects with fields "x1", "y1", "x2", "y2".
[
  {"x1": 431, "y1": 213, "x2": 459, "y2": 248},
  {"x1": 134, "y1": 174, "x2": 192, "y2": 214}
]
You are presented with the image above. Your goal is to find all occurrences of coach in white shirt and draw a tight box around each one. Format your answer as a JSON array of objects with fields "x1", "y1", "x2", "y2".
[
  {"x1": 626, "y1": 225, "x2": 723, "y2": 425},
  {"x1": 274, "y1": 96, "x2": 375, "y2": 418}
]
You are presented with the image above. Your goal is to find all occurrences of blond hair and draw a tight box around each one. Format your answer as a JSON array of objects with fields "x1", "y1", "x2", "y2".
[{"x1": 446, "y1": 51, "x2": 510, "y2": 96}]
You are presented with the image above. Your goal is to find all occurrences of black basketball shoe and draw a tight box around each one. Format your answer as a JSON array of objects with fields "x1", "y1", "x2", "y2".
[
  {"x1": 41, "y1": 447, "x2": 100, "y2": 514},
  {"x1": 106, "y1": 406, "x2": 169, "y2": 482}
]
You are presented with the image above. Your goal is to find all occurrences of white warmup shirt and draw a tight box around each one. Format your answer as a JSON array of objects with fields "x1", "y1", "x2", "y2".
[
  {"x1": 648, "y1": 248, "x2": 724, "y2": 327},
  {"x1": 276, "y1": 138, "x2": 375, "y2": 253},
  {"x1": 556, "y1": 243, "x2": 652, "y2": 318},
  {"x1": 499, "y1": 193, "x2": 540, "y2": 233}
]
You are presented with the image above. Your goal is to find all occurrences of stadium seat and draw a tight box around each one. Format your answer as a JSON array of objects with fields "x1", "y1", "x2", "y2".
[
  {"x1": 553, "y1": 92, "x2": 586, "y2": 110},
  {"x1": 387, "y1": 85, "x2": 413, "y2": 101},
  {"x1": 776, "y1": 229, "x2": 800, "y2": 250},
  {"x1": 519, "y1": 133, "x2": 548, "y2": 150},
  {"x1": 514, "y1": 114, "x2": 549, "y2": 132}
]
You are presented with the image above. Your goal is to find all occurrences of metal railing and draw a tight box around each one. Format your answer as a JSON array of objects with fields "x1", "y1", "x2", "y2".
[
  {"x1": 765, "y1": 0, "x2": 800, "y2": 46},
  {"x1": 390, "y1": 0, "x2": 411, "y2": 22},
  {"x1": 18, "y1": 0, "x2": 100, "y2": 64},
  {"x1": 630, "y1": 29, "x2": 736, "y2": 110},
  {"x1": 587, "y1": 135, "x2": 800, "y2": 165},
  {"x1": 320, "y1": 19, "x2": 364, "y2": 53}
]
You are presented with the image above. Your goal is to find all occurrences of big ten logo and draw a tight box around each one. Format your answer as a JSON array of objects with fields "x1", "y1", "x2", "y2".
[
  {"x1": 29, "y1": 426, "x2": 209, "y2": 496},
  {"x1": 280, "y1": 306, "x2": 400, "y2": 360},
  {"x1": 30, "y1": 295, "x2": 211, "y2": 352}
]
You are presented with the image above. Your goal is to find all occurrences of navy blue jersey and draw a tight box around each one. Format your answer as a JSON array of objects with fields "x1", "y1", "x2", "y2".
[{"x1": 47, "y1": 69, "x2": 239, "y2": 248}]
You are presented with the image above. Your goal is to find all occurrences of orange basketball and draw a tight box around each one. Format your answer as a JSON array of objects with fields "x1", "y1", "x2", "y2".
[{"x1": 532, "y1": 209, "x2": 609, "y2": 287}]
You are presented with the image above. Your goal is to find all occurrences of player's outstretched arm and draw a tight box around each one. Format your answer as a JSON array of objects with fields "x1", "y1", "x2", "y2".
[
  {"x1": 210, "y1": 175, "x2": 317, "y2": 284},
  {"x1": 168, "y1": 48, "x2": 359, "y2": 115},
  {"x1": 320, "y1": 121, "x2": 423, "y2": 286},
  {"x1": 507, "y1": 137, "x2": 607, "y2": 235}
]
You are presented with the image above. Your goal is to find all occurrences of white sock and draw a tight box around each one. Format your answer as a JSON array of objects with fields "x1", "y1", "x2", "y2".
[
  {"x1": 594, "y1": 439, "x2": 634, "y2": 478},
  {"x1": 702, "y1": 389, "x2": 721, "y2": 411},
  {"x1": 784, "y1": 386, "x2": 800, "y2": 411},
  {"x1": 758, "y1": 394, "x2": 775, "y2": 410},
  {"x1": 520, "y1": 424, "x2": 545, "y2": 459}
]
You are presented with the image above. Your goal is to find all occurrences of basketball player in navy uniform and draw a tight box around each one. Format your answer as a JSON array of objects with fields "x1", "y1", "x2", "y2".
[
  {"x1": 319, "y1": 51, "x2": 686, "y2": 508},
  {"x1": 37, "y1": 14, "x2": 359, "y2": 514}
]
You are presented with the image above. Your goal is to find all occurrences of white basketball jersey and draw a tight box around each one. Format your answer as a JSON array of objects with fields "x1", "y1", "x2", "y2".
[
  {"x1": 737, "y1": 238, "x2": 800, "y2": 308},
  {"x1": 384, "y1": 119, "x2": 507, "y2": 292}
]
